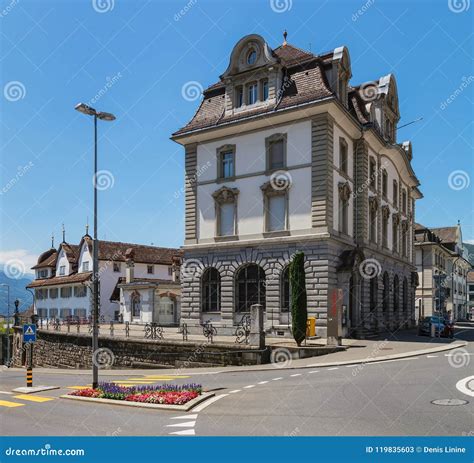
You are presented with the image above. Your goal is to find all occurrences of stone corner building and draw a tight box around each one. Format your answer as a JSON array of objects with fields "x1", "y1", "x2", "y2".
[{"x1": 171, "y1": 33, "x2": 422, "y2": 338}]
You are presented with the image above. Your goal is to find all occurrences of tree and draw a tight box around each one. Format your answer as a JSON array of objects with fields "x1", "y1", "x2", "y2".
[{"x1": 289, "y1": 251, "x2": 307, "y2": 346}]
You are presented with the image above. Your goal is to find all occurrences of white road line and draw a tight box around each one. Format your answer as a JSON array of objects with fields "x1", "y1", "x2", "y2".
[
  {"x1": 0, "y1": 391, "x2": 13, "y2": 395},
  {"x1": 426, "y1": 355, "x2": 438, "y2": 358},
  {"x1": 171, "y1": 414, "x2": 198, "y2": 420},
  {"x1": 228, "y1": 389, "x2": 241, "y2": 394},
  {"x1": 308, "y1": 370, "x2": 319, "y2": 374},
  {"x1": 272, "y1": 377, "x2": 282, "y2": 381},
  {"x1": 257, "y1": 381, "x2": 269, "y2": 384},
  {"x1": 169, "y1": 429, "x2": 195, "y2": 436},
  {"x1": 244, "y1": 385, "x2": 255, "y2": 389},
  {"x1": 327, "y1": 367, "x2": 339, "y2": 371},
  {"x1": 192, "y1": 394, "x2": 228, "y2": 412},
  {"x1": 455, "y1": 375, "x2": 474, "y2": 398},
  {"x1": 166, "y1": 421, "x2": 196, "y2": 428},
  {"x1": 369, "y1": 357, "x2": 419, "y2": 365},
  {"x1": 290, "y1": 373, "x2": 302, "y2": 377}
]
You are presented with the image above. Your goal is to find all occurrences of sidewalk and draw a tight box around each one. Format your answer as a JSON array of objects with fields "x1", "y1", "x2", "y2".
[{"x1": 6, "y1": 330, "x2": 467, "y2": 376}]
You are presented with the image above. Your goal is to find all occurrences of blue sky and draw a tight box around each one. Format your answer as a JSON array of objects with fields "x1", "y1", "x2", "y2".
[{"x1": 0, "y1": 0, "x2": 472, "y2": 275}]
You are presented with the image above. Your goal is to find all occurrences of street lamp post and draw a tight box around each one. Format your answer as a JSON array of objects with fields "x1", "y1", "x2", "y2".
[
  {"x1": 75, "y1": 103, "x2": 115, "y2": 389},
  {"x1": 0, "y1": 284, "x2": 10, "y2": 366}
]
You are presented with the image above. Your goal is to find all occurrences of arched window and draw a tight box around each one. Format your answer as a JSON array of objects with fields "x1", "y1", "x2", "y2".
[
  {"x1": 393, "y1": 275, "x2": 399, "y2": 312},
  {"x1": 403, "y1": 277, "x2": 408, "y2": 312},
  {"x1": 281, "y1": 267, "x2": 290, "y2": 312},
  {"x1": 383, "y1": 272, "x2": 390, "y2": 312},
  {"x1": 131, "y1": 291, "x2": 141, "y2": 318},
  {"x1": 236, "y1": 264, "x2": 266, "y2": 313},
  {"x1": 247, "y1": 49, "x2": 257, "y2": 65},
  {"x1": 202, "y1": 268, "x2": 221, "y2": 313},
  {"x1": 370, "y1": 276, "x2": 378, "y2": 312}
]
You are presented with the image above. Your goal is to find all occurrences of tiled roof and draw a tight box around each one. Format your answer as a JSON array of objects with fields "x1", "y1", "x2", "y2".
[
  {"x1": 467, "y1": 271, "x2": 474, "y2": 283},
  {"x1": 110, "y1": 276, "x2": 180, "y2": 301},
  {"x1": 31, "y1": 249, "x2": 57, "y2": 269},
  {"x1": 172, "y1": 43, "x2": 335, "y2": 137},
  {"x1": 430, "y1": 227, "x2": 457, "y2": 244},
  {"x1": 27, "y1": 272, "x2": 92, "y2": 288}
]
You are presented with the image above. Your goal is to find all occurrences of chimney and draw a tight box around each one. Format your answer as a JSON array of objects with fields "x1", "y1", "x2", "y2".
[{"x1": 125, "y1": 248, "x2": 135, "y2": 283}]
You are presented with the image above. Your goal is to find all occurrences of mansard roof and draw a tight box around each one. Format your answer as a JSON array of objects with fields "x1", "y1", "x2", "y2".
[{"x1": 31, "y1": 248, "x2": 57, "y2": 269}]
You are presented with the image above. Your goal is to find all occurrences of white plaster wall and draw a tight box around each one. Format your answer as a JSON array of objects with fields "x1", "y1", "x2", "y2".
[
  {"x1": 34, "y1": 285, "x2": 90, "y2": 318},
  {"x1": 55, "y1": 248, "x2": 71, "y2": 276},
  {"x1": 77, "y1": 243, "x2": 92, "y2": 273}
]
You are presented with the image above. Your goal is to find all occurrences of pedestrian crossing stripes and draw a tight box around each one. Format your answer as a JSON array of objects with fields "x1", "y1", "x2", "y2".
[
  {"x1": 0, "y1": 400, "x2": 24, "y2": 408},
  {"x1": 0, "y1": 394, "x2": 55, "y2": 408}
]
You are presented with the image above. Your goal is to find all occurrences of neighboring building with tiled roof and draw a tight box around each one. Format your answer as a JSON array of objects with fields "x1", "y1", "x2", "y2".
[
  {"x1": 172, "y1": 33, "x2": 422, "y2": 338},
  {"x1": 28, "y1": 234, "x2": 182, "y2": 323},
  {"x1": 414, "y1": 222, "x2": 471, "y2": 320}
]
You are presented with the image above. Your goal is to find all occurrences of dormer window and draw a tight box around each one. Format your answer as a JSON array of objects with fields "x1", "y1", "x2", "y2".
[
  {"x1": 247, "y1": 82, "x2": 258, "y2": 105},
  {"x1": 83, "y1": 261, "x2": 89, "y2": 272},
  {"x1": 59, "y1": 265, "x2": 66, "y2": 276},
  {"x1": 235, "y1": 86, "x2": 243, "y2": 108},
  {"x1": 247, "y1": 50, "x2": 257, "y2": 65}
]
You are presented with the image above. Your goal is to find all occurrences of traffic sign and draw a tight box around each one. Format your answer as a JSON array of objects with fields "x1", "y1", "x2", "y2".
[{"x1": 23, "y1": 324, "x2": 37, "y2": 343}]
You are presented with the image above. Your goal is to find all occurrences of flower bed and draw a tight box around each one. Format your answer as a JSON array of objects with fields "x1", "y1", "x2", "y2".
[{"x1": 69, "y1": 382, "x2": 202, "y2": 406}]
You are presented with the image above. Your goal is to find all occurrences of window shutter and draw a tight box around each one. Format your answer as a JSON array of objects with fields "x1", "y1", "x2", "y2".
[
  {"x1": 268, "y1": 195, "x2": 285, "y2": 231},
  {"x1": 220, "y1": 203, "x2": 234, "y2": 236}
]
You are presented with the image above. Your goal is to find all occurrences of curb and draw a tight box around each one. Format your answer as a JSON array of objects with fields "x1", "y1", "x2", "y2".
[
  {"x1": 60, "y1": 391, "x2": 215, "y2": 412},
  {"x1": 4, "y1": 341, "x2": 468, "y2": 376}
]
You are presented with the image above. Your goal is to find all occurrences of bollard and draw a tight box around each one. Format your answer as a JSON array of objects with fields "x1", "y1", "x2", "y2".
[
  {"x1": 249, "y1": 304, "x2": 265, "y2": 349},
  {"x1": 26, "y1": 367, "x2": 33, "y2": 387}
]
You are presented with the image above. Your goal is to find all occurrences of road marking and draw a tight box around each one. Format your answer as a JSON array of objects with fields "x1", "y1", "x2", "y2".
[
  {"x1": 369, "y1": 358, "x2": 419, "y2": 365},
  {"x1": 169, "y1": 429, "x2": 195, "y2": 435},
  {"x1": 114, "y1": 382, "x2": 156, "y2": 386},
  {"x1": 0, "y1": 391, "x2": 13, "y2": 395},
  {"x1": 228, "y1": 389, "x2": 241, "y2": 394},
  {"x1": 257, "y1": 381, "x2": 269, "y2": 384},
  {"x1": 0, "y1": 400, "x2": 24, "y2": 408},
  {"x1": 272, "y1": 377, "x2": 282, "y2": 381},
  {"x1": 346, "y1": 365, "x2": 358, "y2": 368},
  {"x1": 66, "y1": 386, "x2": 90, "y2": 390},
  {"x1": 171, "y1": 414, "x2": 198, "y2": 420},
  {"x1": 143, "y1": 375, "x2": 190, "y2": 379},
  {"x1": 192, "y1": 394, "x2": 228, "y2": 412},
  {"x1": 308, "y1": 370, "x2": 319, "y2": 374},
  {"x1": 455, "y1": 375, "x2": 474, "y2": 398},
  {"x1": 243, "y1": 385, "x2": 255, "y2": 389},
  {"x1": 290, "y1": 373, "x2": 302, "y2": 377},
  {"x1": 166, "y1": 421, "x2": 196, "y2": 428},
  {"x1": 327, "y1": 367, "x2": 339, "y2": 370},
  {"x1": 13, "y1": 394, "x2": 54, "y2": 403},
  {"x1": 426, "y1": 355, "x2": 438, "y2": 358}
]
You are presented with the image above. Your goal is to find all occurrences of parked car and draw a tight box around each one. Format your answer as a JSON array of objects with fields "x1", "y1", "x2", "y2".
[{"x1": 418, "y1": 316, "x2": 452, "y2": 337}]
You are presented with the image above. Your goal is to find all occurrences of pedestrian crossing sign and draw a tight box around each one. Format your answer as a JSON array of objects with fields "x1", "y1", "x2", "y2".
[{"x1": 23, "y1": 324, "x2": 36, "y2": 343}]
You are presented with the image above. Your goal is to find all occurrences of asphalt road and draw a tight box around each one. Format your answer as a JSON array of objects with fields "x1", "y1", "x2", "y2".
[{"x1": 0, "y1": 328, "x2": 472, "y2": 436}]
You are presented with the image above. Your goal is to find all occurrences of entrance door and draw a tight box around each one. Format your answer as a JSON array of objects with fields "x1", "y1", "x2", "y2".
[
  {"x1": 158, "y1": 297, "x2": 175, "y2": 325},
  {"x1": 348, "y1": 276, "x2": 358, "y2": 329}
]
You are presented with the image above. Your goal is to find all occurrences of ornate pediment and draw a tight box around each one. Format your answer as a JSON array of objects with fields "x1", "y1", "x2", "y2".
[
  {"x1": 212, "y1": 186, "x2": 239, "y2": 204},
  {"x1": 381, "y1": 205, "x2": 390, "y2": 219},
  {"x1": 392, "y1": 212, "x2": 401, "y2": 225},
  {"x1": 368, "y1": 196, "x2": 379, "y2": 212}
]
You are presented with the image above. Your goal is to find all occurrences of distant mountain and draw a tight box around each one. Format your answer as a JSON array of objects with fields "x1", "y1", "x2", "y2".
[
  {"x1": 0, "y1": 270, "x2": 34, "y2": 315},
  {"x1": 464, "y1": 243, "x2": 474, "y2": 266}
]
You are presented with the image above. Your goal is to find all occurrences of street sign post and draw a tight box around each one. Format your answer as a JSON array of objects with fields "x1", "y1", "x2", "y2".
[{"x1": 22, "y1": 324, "x2": 36, "y2": 387}]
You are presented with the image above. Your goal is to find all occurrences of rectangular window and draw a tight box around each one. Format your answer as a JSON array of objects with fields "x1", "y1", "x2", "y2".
[
  {"x1": 393, "y1": 180, "x2": 398, "y2": 207},
  {"x1": 74, "y1": 308, "x2": 87, "y2": 319},
  {"x1": 59, "y1": 265, "x2": 66, "y2": 276},
  {"x1": 340, "y1": 139, "x2": 348, "y2": 175},
  {"x1": 268, "y1": 139, "x2": 284, "y2": 170},
  {"x1": 60, "y1": 286, "x2": 72, "y2": 298},
  {"x1": 37, "y1": 308, "x2": 47, "y2": 318},
  {"x1": 219, "y1": 203, "x2": 235, "y2": 236},
  {"x1": 49, "y1": 308, "x2": 58, "y2": 319},
  {"x1": 38, "y1": 269, "x2": 48, "y2": 279},
  {"x1": 147, "y1": 265, "x2": 154, "y2": 274},
  {"x1": 74, "y1": 286, "x2": 87, "y2": 297},
  {"x1": 267, "y1": 195, "x2": 286, "y2": 232},
  {"x1": 221, "y1": 151, "x2": 234, "y2": 178},
  {"x1": 35, "y1": 289, "x2": 47, "y2": 300},
  {"x1": 369, "y1": 158, "x2": 376, "y2": 189},
  {"x1": 402, "y1": 190, "x2": 407, "y2": 214},
  {"x1": 83, "y1": 261, "x2": 89, "y2": 272},
  {"x1": 382, "y1": 216, "x2": 388, "y2": 248},
  {"x1": 49, "y1": 288, "x2": 58, "y2": 299},
  {"x1": 261, "y1": 80, "x2": 269, "y2": 101},
  {"x1": 382, "y1": 170, "x2": 388, "y2": 198},
  {"x1": 113, "y1": 262, "x2": 121, "y2": 272},
  {"x1": 168, "y1": 266, "x2": 173, "y2": 276},
  {"x1": 339, "y1": 198, "x2": 348, "y2": 234},
  {"x1": 235, "y1": 86, "x2": 243, "y2": 108},
  {"x1": 247, "y1": 83, "x2": 258, "y2": 105},
  {"x1": 392, "y1": 222, "x2": 398, "y2": 252},
  {"x1": 369, "y1": 209, "x2": 377, "y2": 243},
  {"x1": 60, "y1": 308, "x2": 72, "y2": 319}
]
